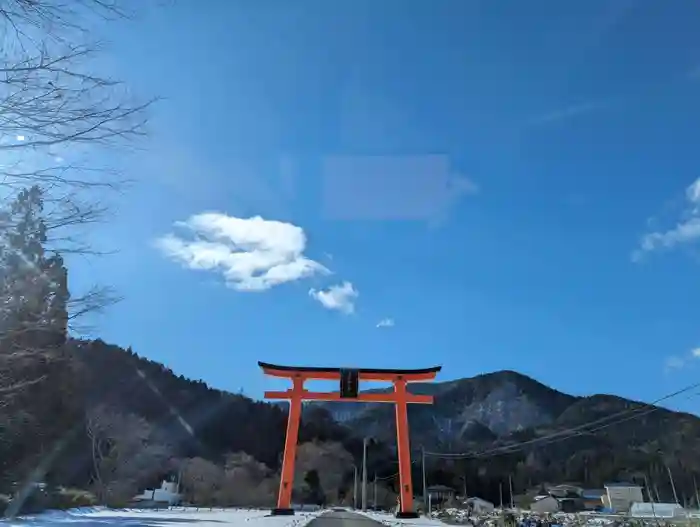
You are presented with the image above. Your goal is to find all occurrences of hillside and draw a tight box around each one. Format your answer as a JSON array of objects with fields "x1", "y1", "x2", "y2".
[
  {"x1": 311, "y1": 370, "x2": 577, "y2": 449},
  {"x1": 69, "y1": 339, "x2": 377, "y2": 467},
  {"x1": 10, "y1": 338, "x2": 700, "y2": 506}
]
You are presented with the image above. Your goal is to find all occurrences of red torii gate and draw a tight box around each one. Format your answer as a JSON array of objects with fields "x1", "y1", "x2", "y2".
[{"x1": 259, "y1": 361, "x2": 441, "y2": 518}]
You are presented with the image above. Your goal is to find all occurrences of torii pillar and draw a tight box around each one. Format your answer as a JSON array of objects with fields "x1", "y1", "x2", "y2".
[{"x1": 259, "y1": 361, "x2": 441, "y2": 518}]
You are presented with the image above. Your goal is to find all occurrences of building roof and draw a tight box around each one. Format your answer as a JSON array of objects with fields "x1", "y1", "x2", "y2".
[
  {"x1": 582, "y1": 489, "x2": 605, "y2": 499},
  {"x1": 604, "y1": 482, "x2": 641, "y2": 488},
  {"x1": 427, "y1": 485, "x2": 455, "y2": 492}
]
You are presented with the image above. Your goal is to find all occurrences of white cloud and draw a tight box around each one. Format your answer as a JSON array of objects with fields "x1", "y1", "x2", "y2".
[
  {"x1": 309, "y1": 281, "x2": 358, "y2": 314},
  {"x1": 155, "y1": 213, "x2": 329, "y2": 291},
  {"x1": 687, "y1": 178, "x2": 700, "y2": 205},
  {"x1": 634, "y1": 177, "x2": 700, "y2": 260},
  {"x1": 638, "y1": 218, "x2": 700, "y2": 252},
  {"x1": 692, "y1": 348, "x2": 700, "y2": 358},
  {"x1": 376, "y1": 318, "x2": 395, "y2": 328}
]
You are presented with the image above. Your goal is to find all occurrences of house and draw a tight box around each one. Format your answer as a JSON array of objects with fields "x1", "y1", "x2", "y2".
[
  {"x1": 131, "y1": 480, "x2": 181, "y2": 507},
  {"x1": 426, "y1": 485, "x2": 455, "y2": 509},
  {"x1": 548, "y1": 484, "x2": 583, "y2": 498},
  {"x1": 581, "y1": 489, "x2": 605, "y2": 511},
  {"x1": 529, "y1": 484, "x2": 601, "y2": 514},
  {"x1": 464, "y1": 497, "x2": 495, "y2": 514},
  {"x1": 530, "y1": 496, "x2": 559, "y2": 514},
  {"x1": 427, "y1": 485, "x2": 455, "y2": 501},
  {"x1": 602, "y1": 483, "x2": 644, "y2": 513}
]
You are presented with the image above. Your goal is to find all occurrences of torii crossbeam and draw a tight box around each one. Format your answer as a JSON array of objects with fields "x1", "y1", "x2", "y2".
[{"x1": 259, "y1": 361, "x2": 441, "y2": 518}]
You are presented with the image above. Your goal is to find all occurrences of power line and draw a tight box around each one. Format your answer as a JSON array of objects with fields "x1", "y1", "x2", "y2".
[
  {"x1": 371, "y1": 458, "x2": 418, "y2": 482},
  {"x1": 424, "y1": 379, "x2": 700, "y2": 461},
  {"x1": 376, "y1": 471, "x2": 399, "y2": 481}
]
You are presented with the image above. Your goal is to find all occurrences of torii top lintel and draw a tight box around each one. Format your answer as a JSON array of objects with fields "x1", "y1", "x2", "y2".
[{"x1": 258, "y1": 361, "x2": 442, "y2": 382}]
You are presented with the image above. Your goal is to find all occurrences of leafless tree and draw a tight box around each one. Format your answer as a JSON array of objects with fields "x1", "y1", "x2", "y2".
[
  {"x1": 86, "y1": 404, "x2": 170, "y2": 506},
  {"x1": 295, "y1": 440, "x2": 354, "y2": 504},
  {"x1": 1, "y1": 0, "x2": 155, "y2": 330},
  {"x1": 180, "y1": 457, "x2": 225, "y2": 506},
  {"x1": 0, "y1": 4, "x2": 155, "y2": 504},
  {"x1": 1, "y1": 0, "x2": 153, "y2": 211},
  {"x1": 178, "y1": 453, "x2": 278, "y2": 508},
  {"x1": 218, "y1": 452, "x2": 277, "y2": 507},
  {"x1": 373, "y1": 482, "x2": 398, "y2": 511}
]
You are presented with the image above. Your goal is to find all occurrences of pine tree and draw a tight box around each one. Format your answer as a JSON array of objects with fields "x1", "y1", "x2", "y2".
[
  {"x1": 0, "y1": 185, "x2": 69, "y2": 357},
  {"x1": 0, "y1": 185, "x2": 75, "y2": 493}
]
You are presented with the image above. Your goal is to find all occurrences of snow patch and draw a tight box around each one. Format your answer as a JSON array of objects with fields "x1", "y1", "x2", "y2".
[{"x1": 3, "y1": 507, "x2": 323, "y2": 527}]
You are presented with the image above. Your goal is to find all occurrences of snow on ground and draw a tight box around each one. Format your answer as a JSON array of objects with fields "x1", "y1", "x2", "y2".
[
  {"x1": 357, "y1": 511, "x2": 445, "y2": 527},
  {"x1": 2, "y1": 506, "x2": 324, "y2": 527}
]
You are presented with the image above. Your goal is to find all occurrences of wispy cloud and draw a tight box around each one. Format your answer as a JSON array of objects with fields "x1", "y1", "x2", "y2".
[
  {"x1": 309, "y1": 282, "x2": 358, "y2": 314},
  {"x1": 664, "y1": 347, "x2": 700, "y2": 373},
  {"x1": 524, "y1": 101, "x2": 604, "y2": 128},
  {"x1": 376, "y1": 318, "x2": 395, "y2": 328},
  {"x1": 633, "y1": 177, "x2": 700, "y2": 261},
  {"x1": 155, "y1": 213, "x2": 329, "y2": 291},
  {"x1": 665, "y1": 355, "x2": 686, "y2": 372}
]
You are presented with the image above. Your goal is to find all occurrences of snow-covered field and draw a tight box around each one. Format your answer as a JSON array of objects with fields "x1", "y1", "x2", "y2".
[{"x1": 2, "y1": 507, "x2": 324, "y2": 527}]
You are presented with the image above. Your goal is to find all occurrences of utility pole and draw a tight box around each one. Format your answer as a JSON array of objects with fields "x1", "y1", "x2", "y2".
[
  {"x1": 373, "y1": 473, "x2": 377, "y2": 510},
  {"x1": 693, "y1": 475, "x2": 700, "y2": 509},
  {"x1": 644, "y1": 474, "x2": 661, "y2": 527},
  {"x1": 499, "y1": 482, "x2": 503, "y2": 509},
  {"x1": 362, "y1": 437, "x2": 369, "y2": 511},
  {"x1": 644, "y1": 474, "x2": 655, "y2": 503},
  {"x1": 509, "y1": 474, "x2": 514, "y2": 509},
  {"x1": 666, "y1": 463, "x2": 679, "y2": 504},
  {"x1": 353, "y1": 465, "x2": 358, "y2": 509},
  {"x1": 422, "y1": 446, "x2": 428, "y2": 512}
]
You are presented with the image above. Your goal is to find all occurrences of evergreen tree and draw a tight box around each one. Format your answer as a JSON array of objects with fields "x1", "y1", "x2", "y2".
[
  {"x1": 0, "y1": 185, "x2": 69, "y2": 357},
  {"x1": 0, "y1": 185, "x2": 75, "y2": 493}
]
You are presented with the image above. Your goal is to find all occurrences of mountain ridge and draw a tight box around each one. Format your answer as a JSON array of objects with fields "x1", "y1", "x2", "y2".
[{"x1": 48, "y1": 339, "x2": 700, "y2": 505}]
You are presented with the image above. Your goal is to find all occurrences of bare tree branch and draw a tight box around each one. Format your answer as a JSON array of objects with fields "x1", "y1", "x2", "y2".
[
  {"x1": 0, "y1": 0, "x2": 155, "y2": 234},
  {"x1": 86, "y1": 404, "x2": 171, "y2": 505},
  {"x1": 0, "y1": 0, "x2": 156, "y2": 351}
]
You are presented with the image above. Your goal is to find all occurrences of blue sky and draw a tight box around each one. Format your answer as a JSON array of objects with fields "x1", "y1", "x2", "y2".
[{"x1": 66, "y1": 0, "x2": 700, "y2": 412}]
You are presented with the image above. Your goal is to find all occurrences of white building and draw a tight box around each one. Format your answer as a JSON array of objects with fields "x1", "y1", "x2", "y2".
[
  {"x1": 602, "y1": 483, "x2": 644, "y2": 513},
  {"x1": 132, "y1": 480, "x2": 181, "y2": 506}
]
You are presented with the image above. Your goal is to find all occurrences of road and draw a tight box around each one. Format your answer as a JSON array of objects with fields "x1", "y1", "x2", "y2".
[{"x1": 307, "y1": 510, "x2": 383, "y2": 527}]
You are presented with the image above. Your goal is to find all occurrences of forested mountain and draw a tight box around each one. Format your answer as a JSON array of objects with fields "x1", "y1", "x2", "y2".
[
  {"x1": 313, "y1": 371, "x2": 700, "y2": 506},
  {"x1": 60, "y1": 341, "x2": 700, "y2": 507}
]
